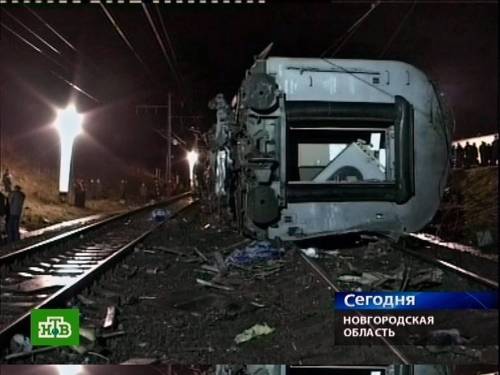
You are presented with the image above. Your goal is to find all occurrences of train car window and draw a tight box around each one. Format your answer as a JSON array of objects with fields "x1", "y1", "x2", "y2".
[
  {"x1": 285, "y1": 97, "x2": 414, "y2": 203},
  {"x1": 291, "y1": 127, "x2": 395, "y2": 183}
]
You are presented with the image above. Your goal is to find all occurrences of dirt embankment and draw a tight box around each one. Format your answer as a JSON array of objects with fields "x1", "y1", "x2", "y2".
[
  {"x1": 430, "y1": 166, "x2": 498, "y2": 249},
  {"x1": 0, "y1": 156, "x2": 125, "y2": 232}
]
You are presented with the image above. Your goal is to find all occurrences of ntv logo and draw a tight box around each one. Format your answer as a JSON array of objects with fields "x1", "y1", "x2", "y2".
[
  {"x1": 38, "y1": 316, "x2": 72, "y2": 339},
  {"x1": 31, "y1": 309, "x2": 80, "y2": 346}
]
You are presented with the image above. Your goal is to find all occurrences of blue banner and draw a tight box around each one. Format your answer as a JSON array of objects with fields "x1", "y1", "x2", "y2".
[{"x1": 334, "y1": 291, "x2": 498, "y2": 311}]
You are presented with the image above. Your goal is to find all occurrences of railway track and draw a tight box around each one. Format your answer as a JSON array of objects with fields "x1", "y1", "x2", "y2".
[
  {"x1": 0, "y1": 193, "x2": 195, "y2": 356},
  {"x1": 295, "y1": 234, "x2": 498, "y2": 364}
]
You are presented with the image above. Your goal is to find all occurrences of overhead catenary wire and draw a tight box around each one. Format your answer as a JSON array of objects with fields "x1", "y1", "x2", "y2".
[
  {"x1": 24, "y1": 6, "x2": 77, "y2": 52},
  {"x1": 1, "y1": 22, "x2": 100, "y2": 103},
  {"x1": 154, "y1": 5, "x2": 178, "y2": 64},
  {"x1": 320, "y1": 1, "x2": 381, "y2": 58},
  {"x1": 3, "y1": 9, "x2": 61, "y2": 55},
  {"x1": 378, "y1": 1, "x2": 417, "y2": 58},
  {"x1": 99, "y1": 3, "x2": 155, "y2": 82},
  {"x1": 142, "y1": 4, "x2": 182, "y2": 93}
]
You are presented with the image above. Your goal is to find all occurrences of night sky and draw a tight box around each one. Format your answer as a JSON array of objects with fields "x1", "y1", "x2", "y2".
[{"x1": 0, "y1": 1, "x2": 498, "y2": 176}]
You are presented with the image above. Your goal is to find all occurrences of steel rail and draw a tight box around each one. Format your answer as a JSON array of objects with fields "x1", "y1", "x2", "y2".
[
  {"x1": 395, "y1": 242, "x2": 498, "y2": 289},
  {"x1": 297, "y1": 249, "x2": 411, "y2": 365},
  {"x1": 0, "y1": 195, "x2": 196, "y2": 353},
  {"x1": 0, "y1": 192, "x2": 191, "y2": 265}
]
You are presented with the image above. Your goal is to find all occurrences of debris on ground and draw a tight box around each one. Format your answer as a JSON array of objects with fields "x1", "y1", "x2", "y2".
[
  {"x1": 196, "y1": 278, "x2": 234, "y2": 291},
  {"x1": 9, "y1": 334, "x2": 32, "y2": 354},
  {"x1": 301, "y1": 247, "x2": 319, "y2": 258},
  {"x1": 121, "y1": 358, "x2": 160, "y2": 365},
  {"x1": 409, "y1": 268, "x2": 444, "y2": 288},
  {"x1": 234, "y1": 323, "x2": 275, "y2": 344},
  {"x1": 225, "y1": 241, "x2": 282, "y2": 267},
  {"x1": 103, "y1": 305, "x2": 117, "y2": 329},
  {"x1": 152, "y1": 208, "x2": 170, "y2": 222},
  {"x1": 423, "y1": 328, "x2": 470, "y2": 346}
]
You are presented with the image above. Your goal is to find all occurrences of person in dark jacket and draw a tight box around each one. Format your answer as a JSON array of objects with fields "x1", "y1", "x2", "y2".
[
  {"x1": 2, "y1": 168, "x2": 12, "y2": 193},
  {"x1": 0, "y1": 190, "x2": 7, "y2": 242},
  {"x1": 7, "y1": 185, "x2": 25, "y2": 242}
]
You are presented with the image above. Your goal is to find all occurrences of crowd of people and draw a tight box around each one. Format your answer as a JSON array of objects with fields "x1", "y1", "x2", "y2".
[
  {"x1": 451, "y1": 136, "x2": 498, "y2": 168},
  {"x1": 0, "y1": 168, "x2": 26, "y2": 244}
]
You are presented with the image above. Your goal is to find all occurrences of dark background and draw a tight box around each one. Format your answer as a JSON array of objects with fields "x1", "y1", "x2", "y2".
[{"x1": 0, "y1": 1, "x2": 497, "y2": 178}]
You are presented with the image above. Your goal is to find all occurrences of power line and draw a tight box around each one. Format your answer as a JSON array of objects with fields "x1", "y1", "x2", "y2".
[
  {"x1": 50, "y1": 71, "x2": 100, "y2": 103},
  {"x1": 142, "y1": 4, "x2": 182, "y2": 93},
  {"x1": 3, "y1": 10, "x2": 61, "y2": 55},
  {"x1": 1, "y1": 23, "x2": 42, "y2": 54},
  {"x1": 378, "y1": 1, "x2": 417, "y2": 58},
  {"x1": 24, "y1": 6, "x2": 77, "y2": 52},
  {"x1": 1, "y1": 22, "x2": 100, "y2": 103},
  {"x1": 154, "y1": 5, "x2": 178, "y2": 64},
  {"x1": 320, "y1": 1, "x2": 381, "y2": 58},
  {"x1": 99, "y1": 3, "x2": 154, "y2": 80}
]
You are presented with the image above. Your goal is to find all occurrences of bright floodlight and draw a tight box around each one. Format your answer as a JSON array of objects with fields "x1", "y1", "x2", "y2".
[
  {"x1": 54, "y1": 105, "x2": 83, "y2": 193},
  {"x1": 187, "y1": 149, "x2": 199, "y2": 187}
]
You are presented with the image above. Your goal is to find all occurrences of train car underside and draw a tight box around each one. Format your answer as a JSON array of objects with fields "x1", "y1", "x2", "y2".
[{"x1": 208, "y1": 57, "x2": 453, "y2": 241}]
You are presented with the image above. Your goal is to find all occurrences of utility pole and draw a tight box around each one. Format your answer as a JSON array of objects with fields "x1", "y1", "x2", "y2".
[
  {"x1": 136, "y1": 96, "x2": 203, "y2": 197},
  {"x1": 166, "y1": 92, "x2": 172, "y2": 197}
]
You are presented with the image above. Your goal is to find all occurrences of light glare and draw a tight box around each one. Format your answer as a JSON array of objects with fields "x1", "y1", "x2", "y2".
[
  {"x1": 187, "y1": 150, "x2": 199, "y2": 188},
  {"x1": 54, "y1": 105, "x2": 84, "y2": 193}
]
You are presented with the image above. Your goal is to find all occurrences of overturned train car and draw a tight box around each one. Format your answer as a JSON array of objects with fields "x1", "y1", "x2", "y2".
[{"x1": 209, "y1": 57, "x2": 453, "y2": 241}]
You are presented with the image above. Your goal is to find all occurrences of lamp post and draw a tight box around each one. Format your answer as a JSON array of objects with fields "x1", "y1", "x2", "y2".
[{"x1": 53, "y1": 105, "x2": 83, "y2": 199}]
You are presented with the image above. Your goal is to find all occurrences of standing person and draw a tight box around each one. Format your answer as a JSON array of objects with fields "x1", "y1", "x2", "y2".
[
  {"x1": 471, "y1": 142, "x2": 479, "y2": 167},
  {"x1": 2, "y1": 168, "x2": 12, "y2": 193},
  {"x1": 119, "y1": 179, "x2": 127, "y2": 201},
  {"x1": 492, "y1": 135, "x2": 499, "y2": 166},
  {"x1": 456, "y1": 144, "x2": 464, "y2": 168},
  {"x1": 450, "y1": 145, "x2": 457, "y2": 168},
  {"x1": 7, "y1": 185, "x2": 25, "y2": 242},
  {"x1": 464, "y1": 142, "x2": 472, "y2": 168},
  {"x1": 0, "y1": 190, "x2": 6, "y2": 243},
  {"x1": 89, "y1": 179, "x2": 96, "y2": 200},
  {"x1": 95, "y1": 178, "x2": 102, "y2": 199},
  {"x1": 139, "y1": 182, "x2": 148, "y2": 203},
  {"x1": 479, "y1": 141, "x2": 488, "y2": 166}
]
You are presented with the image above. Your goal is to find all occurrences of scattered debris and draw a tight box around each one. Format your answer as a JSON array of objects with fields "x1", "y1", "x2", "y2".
[
  {"x1": 4, "y1": 346, "x2": 55, "y2": 361},
  {"x1": 214, "y1": 251, "x2": 228, "y2": 273},
  {"x1": 80, "y1": 327, "x2": 97, "y2": 342},
  {"x1": 121, "y1": 358, "x2": 160, "y2": 365},
  {"x1": 100, "y1": 330, "x2": 126, "y2": 339},
  {"x1": 301, "y1": 247, "x2": 319, "y2": 258},
  {"x1": 250, "y1": 301, "x2": 266, "y2": 308},
  {"x1": 87, "y1": 351, "x2": 110, "y2": 363},
  {"x1": 409, "y1": 268, "x2": 444, "y2": 288},
  {"x1": 9, "y1": 334, "x2": 32, "y2": 354},
  {"x1": 146, "y1": 267, "x2": 159, "y2": 274},
  {"x1": 226, "y1": 241, "x2": 282, "y2": 267},
  {"x1": 196, "y1": 278, "x2": 234, "y2": 291},
  {"x1": 323, "y1": 250, "x2": 340, "y2": 257},
  {"x1": 77, "y1": 294, "x2": 96, "y2": 306},
  {"x1": 200, "y1": 265, "x2": 219, "y2": 273},
  {"x1": 153, "y1": 246, "x2": 186, "y2": 257},
  {"x1": 234, "y1": 323, "x2": 275, "y2": 344},
  {"x1": 152, "y1": 208, "x2": 170, "y2": 222},
  {"x1": 103, "y1": 305, "x2": 117, "y2": 329},
  {"x1": 425, "y1": 328, "x2": 470, "y2": 345},
  {"x1": 193, "y1": 247, "x2": 208, "y2": 262}
]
